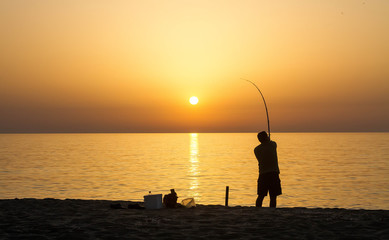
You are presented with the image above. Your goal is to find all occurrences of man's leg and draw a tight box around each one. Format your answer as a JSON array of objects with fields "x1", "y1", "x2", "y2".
[
  {"x1": 269, "y1": 195, "x2": 277, "y2": 208},
  {"x1": 269, "y1": 173, "x2": 281, "y2": 208},
  {"x1": 256, "y1": 195, "x2": 265, "y2": 207}
]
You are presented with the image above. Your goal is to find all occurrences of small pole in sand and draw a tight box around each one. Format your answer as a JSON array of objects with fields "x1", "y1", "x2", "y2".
[{"x1": 225, "y1": 186, "x2": 229, "y2": 207}]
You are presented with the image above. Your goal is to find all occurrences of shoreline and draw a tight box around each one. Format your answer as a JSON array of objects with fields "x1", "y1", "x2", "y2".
[{"x1": 1, "y1": 198, "x2": 388, "y2": 239}]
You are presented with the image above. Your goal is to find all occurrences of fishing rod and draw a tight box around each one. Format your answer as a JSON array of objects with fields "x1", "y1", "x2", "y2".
[{"x1": 241, "y1": 78, "x2": 271, "y2": 139}]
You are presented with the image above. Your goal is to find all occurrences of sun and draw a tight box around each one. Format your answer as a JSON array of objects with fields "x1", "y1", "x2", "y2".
[{"x1": 189, "y1": 96, "x2": 199, "y2": 105}]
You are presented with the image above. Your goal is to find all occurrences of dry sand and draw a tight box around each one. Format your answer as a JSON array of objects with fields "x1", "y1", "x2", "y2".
[{"x1": 0, "y1": 198, "x2": 388, "y2": 239}]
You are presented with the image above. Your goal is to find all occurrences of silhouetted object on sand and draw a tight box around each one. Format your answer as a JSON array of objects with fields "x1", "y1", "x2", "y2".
[
  {"x1": 110, "y1": 203, "x2": 124, "y2": 209},
  {"x1": 254, "y1": 131, "x2": 282, "y2": 208},
  {"x1": 225, "y1": 186, "x2": 229, "y2": 207},
  {"x1": 128, "y1": 203, "x2": 144, "y2": 209},
  {"x1": 110, "y1": 202, "x2": 144, "y2": 209},
  {"x1": 163, "y1": 189, "x2": 178, "y2": 208},
  {"x1": 181, "y1": 198, "x2": 196, "y2": 208}
]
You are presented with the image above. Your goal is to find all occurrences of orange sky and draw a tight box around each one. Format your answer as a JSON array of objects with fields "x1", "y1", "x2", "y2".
[{"x1": 1, "y1": 0, "x2": 388, "y2": 132}]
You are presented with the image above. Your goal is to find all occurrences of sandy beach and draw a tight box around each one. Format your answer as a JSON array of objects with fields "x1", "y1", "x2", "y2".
[{"x1": 0, "y1": 198, "x2": 388, "y2": 239}]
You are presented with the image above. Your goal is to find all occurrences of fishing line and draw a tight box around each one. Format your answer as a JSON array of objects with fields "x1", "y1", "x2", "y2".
[{"x1": 241, "y1": 78, "x2": 271, "y2": 139}]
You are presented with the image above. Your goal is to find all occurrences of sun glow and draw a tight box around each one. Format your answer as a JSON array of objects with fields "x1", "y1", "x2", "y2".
[{"x1": 189, "y1": 96, "x2": 199, "y2": 105}]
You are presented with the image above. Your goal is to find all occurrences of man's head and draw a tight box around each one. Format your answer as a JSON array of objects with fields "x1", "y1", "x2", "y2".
[{"x1": 257, "y1": 131, "x2": 269, "y2": 143}]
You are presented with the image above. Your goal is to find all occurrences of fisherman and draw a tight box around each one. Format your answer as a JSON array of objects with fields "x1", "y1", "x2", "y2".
[{"x1": 254, "y1": 131, "x2": 282, "y2": 207}]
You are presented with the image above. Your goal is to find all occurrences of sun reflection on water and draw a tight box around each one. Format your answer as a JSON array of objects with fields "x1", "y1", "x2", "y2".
[{"x1": 189, "y1": 133, "x2": 200, "y2": 197}]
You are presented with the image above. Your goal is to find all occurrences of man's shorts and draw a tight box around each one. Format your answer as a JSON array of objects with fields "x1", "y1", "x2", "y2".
[{"x1": 257, "y1": 172, "x2": 282, "y2": 197}]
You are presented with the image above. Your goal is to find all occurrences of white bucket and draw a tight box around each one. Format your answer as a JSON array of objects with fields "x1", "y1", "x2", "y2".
[{"x1": 144, "y1": 194, "x2": 163, "y2": 209}]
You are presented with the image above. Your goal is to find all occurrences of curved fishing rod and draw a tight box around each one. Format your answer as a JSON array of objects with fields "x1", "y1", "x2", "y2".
[{"x1": 241, "y1": 78, "x2": 271, "y2": 139}]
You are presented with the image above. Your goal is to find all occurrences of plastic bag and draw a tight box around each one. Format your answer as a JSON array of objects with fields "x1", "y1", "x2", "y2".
[{"x1": 181, "y1": 198, "x2": 196, "y2": 208}]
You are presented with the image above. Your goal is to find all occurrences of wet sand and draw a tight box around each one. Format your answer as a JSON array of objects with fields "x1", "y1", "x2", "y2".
[{"x1": 1, "y1": 198, "x2": 388, "y2": 239}]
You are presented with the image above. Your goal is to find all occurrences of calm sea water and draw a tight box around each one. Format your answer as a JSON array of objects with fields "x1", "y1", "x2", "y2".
[{"x1": 0, "y1": 133, "x2": 388, "y2": 210}]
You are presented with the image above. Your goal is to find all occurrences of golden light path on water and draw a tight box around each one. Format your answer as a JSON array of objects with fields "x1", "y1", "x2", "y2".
[{"x1": 189, "y1": 133, "x2": 199, "y2": 197}]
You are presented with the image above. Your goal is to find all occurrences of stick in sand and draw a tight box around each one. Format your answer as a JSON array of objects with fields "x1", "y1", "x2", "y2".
[
  {"x1": 225, "y1": 186, "x2": 229, "y2": 207},
  {"x1": 241, "y1": 78, "x2": 271, "y2": 139}
]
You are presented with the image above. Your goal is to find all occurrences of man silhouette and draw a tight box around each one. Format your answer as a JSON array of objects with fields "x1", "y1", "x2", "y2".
[{"x1": 254, "y1": 131, "x2": 282, "y2": 207}]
